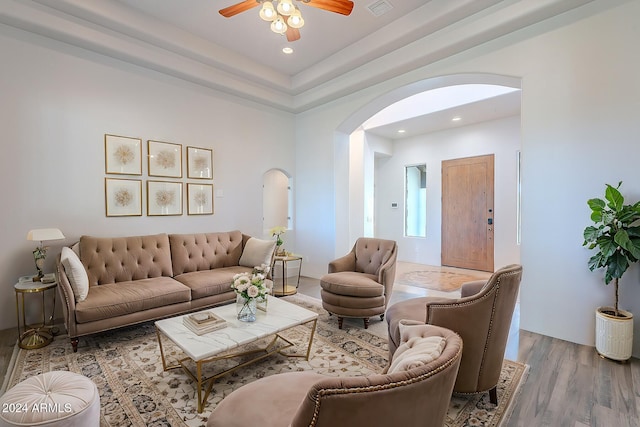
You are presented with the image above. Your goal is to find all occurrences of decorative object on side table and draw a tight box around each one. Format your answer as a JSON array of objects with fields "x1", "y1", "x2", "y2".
[
  {"x1": 26, "y1": 228, "x2": 65, "y2": 281},
  {"x1": 583, "y1": 181, "x2": 640, "y2": 361},
  {"x1": 231, "y1": 264, "x2": 272, "y2": 322},
  {"x1": 270, "y1": 225, "x2": 287, "y2": 256}
]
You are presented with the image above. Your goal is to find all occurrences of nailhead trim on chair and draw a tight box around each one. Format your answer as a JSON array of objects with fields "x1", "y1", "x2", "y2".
[
  {"x1": 426, "y1": 268, "x2": 521, "y2": 395},
  {"x1": 307, "y1": 340, "x2": 463, "y2": 427}
]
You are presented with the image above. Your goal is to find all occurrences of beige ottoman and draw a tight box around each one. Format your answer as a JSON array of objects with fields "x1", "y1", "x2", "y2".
[{"x1": 0, "y1": 371, "x2": 100, "y2": 427}]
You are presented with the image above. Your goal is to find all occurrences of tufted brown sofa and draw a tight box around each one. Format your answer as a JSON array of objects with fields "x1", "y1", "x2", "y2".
[{"x1": 56, "y1": 231, "x2": 267, "y2": 352}]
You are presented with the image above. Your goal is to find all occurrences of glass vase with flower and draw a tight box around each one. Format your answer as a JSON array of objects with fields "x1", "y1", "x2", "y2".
[{"x1": 231, "y1": 264, "x2": 272, "y2": 322}]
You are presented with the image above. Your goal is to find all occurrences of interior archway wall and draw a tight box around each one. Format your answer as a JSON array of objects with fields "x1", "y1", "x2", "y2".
[{"x1": 333, "y1": 73, "x2": 522, "y2": 257}]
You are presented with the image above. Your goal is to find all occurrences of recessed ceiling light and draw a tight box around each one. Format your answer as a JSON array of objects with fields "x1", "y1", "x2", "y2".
[
  {"x1": 282, "y1": 47, "x2": 293, "y2": 54},
  {"x1": 452, "y1": 116, "x2": 462, "y2": 122},
  {"x1": 397, "y1": 129, "x2": 406, "y2": 134}
]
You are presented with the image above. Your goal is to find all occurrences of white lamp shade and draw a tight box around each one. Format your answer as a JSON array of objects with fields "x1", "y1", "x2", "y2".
[
  {"x1": 27, "y1": 228, "x2": 65, "y2": 242},
  {"x1": 259, "y1": 2, "x2": 277, "y2": 21},
  {"x1": 270, "y1": 16, "x2": 288, "y2": 34},
  {"x1": 277, "y1": 0, "x2": 294, "y2": 16},
  {"x1": 287, "y1": 8, "x2": 304, "y2": 29}
]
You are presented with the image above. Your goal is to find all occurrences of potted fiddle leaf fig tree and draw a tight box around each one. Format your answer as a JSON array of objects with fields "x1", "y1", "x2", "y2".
[{"x1": 583, "y1": 181, "x2": 640, "y2": 361}]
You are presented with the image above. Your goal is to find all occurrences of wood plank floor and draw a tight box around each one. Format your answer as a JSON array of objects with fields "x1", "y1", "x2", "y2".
[{"x1": 0, "y1": 271, "x2": 637, "y2": 426}]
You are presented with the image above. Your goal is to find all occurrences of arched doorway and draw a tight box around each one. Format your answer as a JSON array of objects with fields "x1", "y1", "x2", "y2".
[
  {"x1": 262, "y1": 168, "x2": 292, "y2": 234},
  {"x1": 333, "y1": 73, "x2": 522, "y2": 267}
]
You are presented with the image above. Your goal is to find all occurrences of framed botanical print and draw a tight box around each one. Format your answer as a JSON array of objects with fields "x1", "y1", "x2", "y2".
[
  {"x1": 105, "y1": 178, "x2": 142, "y2": 217},
  {"x1": 148, "y1": 140, "x2": 182, "y2": 178},
  {"x1": 105, "y1": 134, "x2": 142, "y2": 175},
  {"x1": 147, "y1": 181, "x2": 183, "y2": 216},
  {"x1": 187, "y1": 183, "x2": 214, "y2": 215},
  {"x1": 187, "y1": 146, "x2": 213, "y2": 179}
]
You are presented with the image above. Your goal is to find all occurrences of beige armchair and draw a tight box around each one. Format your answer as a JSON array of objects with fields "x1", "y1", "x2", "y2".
[
  {"x1": 386, "y1": 264, "x2": 523, "y2": 404},
  {"x1": 320, "y1": 237, "x2": 398, "y2": 329},
  {"x1": 207, "y1": 324, "x2": 462, "y2": 427}
]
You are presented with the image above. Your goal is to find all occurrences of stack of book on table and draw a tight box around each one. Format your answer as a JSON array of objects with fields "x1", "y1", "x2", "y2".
[{"x1": 183, "y1": 311, "x2": 227, "y2": 335}]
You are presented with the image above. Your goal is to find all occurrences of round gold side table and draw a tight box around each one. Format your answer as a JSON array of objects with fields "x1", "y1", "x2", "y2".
[
  {"x1": 271, "y1": 255, "x2": 303, "y2": 296},
  {"x1": 14, "y1": 275, "x2": 57, "y2": 349}
]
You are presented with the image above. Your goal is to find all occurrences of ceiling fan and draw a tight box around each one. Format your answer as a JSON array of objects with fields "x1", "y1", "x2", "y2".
[{"x1": 219, "y1": 0, "x2": 354, "y2": 42}]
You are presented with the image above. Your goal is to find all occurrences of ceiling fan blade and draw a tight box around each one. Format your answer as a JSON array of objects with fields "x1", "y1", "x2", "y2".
[
  {"x1": 301, "y1": 0, "x2": 354, "y2": 16},
  {"x1": 286, "y1": 27, "x2": 301, "y2": 42},
  {"x1": 219, "y1": 0, "x2": 260, "y2": 18}
]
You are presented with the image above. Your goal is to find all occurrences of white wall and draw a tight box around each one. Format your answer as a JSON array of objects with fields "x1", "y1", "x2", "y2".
[
  {"x1": 294, "y1": 1, "x2": 640, "y2": 356},
  {"x1": 372, "y1": 116, "x2": 521, "y2": 267},
  {"x1": 0, "y1": 26, "x2": 295, "y2": 330}
]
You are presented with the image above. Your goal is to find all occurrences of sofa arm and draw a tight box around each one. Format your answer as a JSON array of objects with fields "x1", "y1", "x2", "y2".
[
  {"x1": 55, "y1": 255, "x2": 77, "y2": 338},
  {"x1": 328, "y1": 252, "x2": 356, "y2": 273}
]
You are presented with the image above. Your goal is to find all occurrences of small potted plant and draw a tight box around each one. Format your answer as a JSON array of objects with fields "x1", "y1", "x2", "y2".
[{"x1": 583, "y1": 181, "x2": 640, "y2": 360}]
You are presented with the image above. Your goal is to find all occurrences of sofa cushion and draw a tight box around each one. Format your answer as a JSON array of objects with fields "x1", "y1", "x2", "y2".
[
  {"x1": 80, "y1": 234, "x2": 173, "y2": 286},
  {"x1": 60, "y1": 247, "x2": 89, "y2": 302},
  {"x1": 388, "y1": 322, "x2": 446, "y2": 374},
  {"x1": 320, "y1": 272, "x2": 383, "y2": 297},
  {"x1": 75, "y1": 277, "x2": 190, "y2": 323},
  {"x1": 169, "y1": 231, "x2": 245, "y2": 275},
  {"x1": 238, "y1": 237, "x2": 276, "y2": 268},
  {"x1": 175, "y1": 266, "x2": 252, "y2": 300}
]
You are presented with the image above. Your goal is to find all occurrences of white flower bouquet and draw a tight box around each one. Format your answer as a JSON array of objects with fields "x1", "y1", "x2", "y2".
[{"x1": 231, "y1": 264, "x2": 272, "y2": 301}]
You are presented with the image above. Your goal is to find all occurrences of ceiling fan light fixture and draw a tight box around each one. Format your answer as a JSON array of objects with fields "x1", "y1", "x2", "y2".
[
  {"x1": 277, "y1": 0, "x2": 294, "y2": 16},
  {"x1": 270, "y1": 15, "x2": 288, "y2": 34},
  {"x1": 259, "y1": 2, "x2": 277, "y2": 21},
  {"x1": 287, "y1": 8, "x2": 304, "y2": 29}
]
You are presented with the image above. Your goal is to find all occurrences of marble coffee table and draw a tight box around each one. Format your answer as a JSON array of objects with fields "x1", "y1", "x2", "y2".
[{"x1": 155, "y1": 295, "x2": 318, "y2": 413}]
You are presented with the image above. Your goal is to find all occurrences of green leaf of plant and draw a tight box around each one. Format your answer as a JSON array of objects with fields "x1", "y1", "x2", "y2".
[
  {"x1": 627, "y1": 237, "x2": 640, "y2": 260},
  {"x1": 601, "y1": 210, "x2": 615, "y2": 224},
  {"x1": 583, "y1": 226, "x2": 601, "y2": 243},
  {"x1": 588, "y1": 198, "x2": 605, "y2": 212},
  {"x1": 588, "y1": 253, "x2": 605, "y2": 271},
  {"x1": 627, "y1": 226, "x2": 640, "y2": 237},
  {"x1": 614, "y1": 229, "x2": 630, "y2": 247},
  {"x1": 606, "y1": 251, "x2": 629, "y2": 281},
  {"x1": 597, "y1": 238, "x2": 617, "y2": 258},
  {"x1": 605, "y1": 184, "x2": 624, "y2": 211}
]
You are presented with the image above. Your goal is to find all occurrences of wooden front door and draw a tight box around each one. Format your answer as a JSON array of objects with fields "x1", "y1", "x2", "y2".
[{"x1": 441, "y1": 154, "x2": 494, "y2": 272}]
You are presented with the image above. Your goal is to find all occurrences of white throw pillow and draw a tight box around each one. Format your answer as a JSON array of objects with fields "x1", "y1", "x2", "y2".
[
  {"x1": 60, "y1": 246, "x2": 89, "y2": 302},
  {"x1": 239, "y1": 238, "x2": 277, "y2": 268},
  {"x1": 387, "y1": 322, "x2": 446, "y2": 374}
]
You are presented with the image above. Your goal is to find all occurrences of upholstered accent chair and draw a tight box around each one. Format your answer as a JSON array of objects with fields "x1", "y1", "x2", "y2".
[
  {"x1": 207, "y1": 324, "x2": 462, "y2": 427},
  {"x1": 320, "y1": 237, "x2": 398, "y2": 329},
  {"x1": 386, "y1": 264, "x2": 523, "y2": 404}
]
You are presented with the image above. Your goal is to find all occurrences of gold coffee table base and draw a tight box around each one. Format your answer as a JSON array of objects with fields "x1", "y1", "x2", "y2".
[{"x1": 157, "y1": 318, "x2": 318, "y2": 413}]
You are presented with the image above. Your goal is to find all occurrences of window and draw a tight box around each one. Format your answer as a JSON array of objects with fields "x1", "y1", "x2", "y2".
[{"x1": 405, "y1": 164, "x2": 427, "y2": 237}]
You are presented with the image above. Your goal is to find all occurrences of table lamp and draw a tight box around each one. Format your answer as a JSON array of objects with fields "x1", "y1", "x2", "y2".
[{"x1": 27, "y1": 228, "x2": 65, "y2": 281}]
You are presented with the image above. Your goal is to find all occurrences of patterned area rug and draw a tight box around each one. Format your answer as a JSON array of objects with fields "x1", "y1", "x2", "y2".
[
  {"x1": 396, "y1": 267, "x2": 492, "y2": 292},
  {"x1": 4, "y1": 294, "x2": 527, "y2": 427}
]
